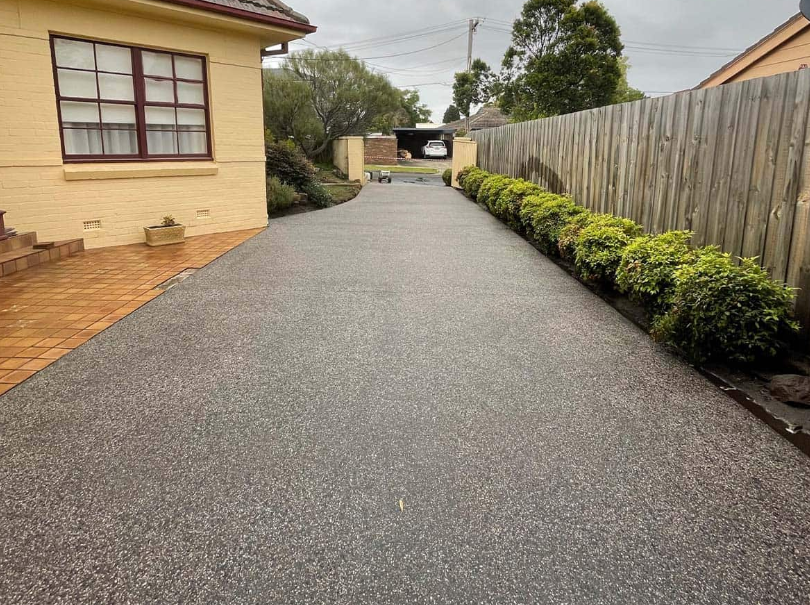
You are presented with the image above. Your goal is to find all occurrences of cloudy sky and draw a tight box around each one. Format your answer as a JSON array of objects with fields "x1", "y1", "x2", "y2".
[{"x1": 274, "y1": 0, "x2": 802, "y2": 121}]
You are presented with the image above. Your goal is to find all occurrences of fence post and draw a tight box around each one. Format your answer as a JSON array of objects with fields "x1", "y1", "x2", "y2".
[
  {"x1": 332, "y1": 136, "x2": 366, "y2": 183},
  {"x1": 451, "y1": 138, "x2": 478, "y2": 188}
]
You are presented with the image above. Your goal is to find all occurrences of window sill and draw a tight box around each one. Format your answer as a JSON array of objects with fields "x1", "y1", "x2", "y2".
[{"x1": 63, "y1": 161, "x2": 219, "y2": 181}]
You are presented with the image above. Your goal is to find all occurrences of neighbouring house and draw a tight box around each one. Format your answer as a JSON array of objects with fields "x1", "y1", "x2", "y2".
[
  {"x1": 442, "y1": 106, "x2": 509, "y2": 133},
  {"x1": 698, "y1": 13, "x2": 810, "y2": 88},
  {"x1": 0, "y1": 0, "x2": 315, "y2": 249}
]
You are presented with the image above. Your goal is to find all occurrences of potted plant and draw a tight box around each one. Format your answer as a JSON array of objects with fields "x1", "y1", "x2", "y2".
[{"x1": 144, "y1": 215, "x2": 186, "y2": 247}]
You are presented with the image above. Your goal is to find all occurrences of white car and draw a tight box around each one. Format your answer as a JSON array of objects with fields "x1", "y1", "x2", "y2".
[{"x1": 422, "y1": 140, "x2": 448, "y2": 159}]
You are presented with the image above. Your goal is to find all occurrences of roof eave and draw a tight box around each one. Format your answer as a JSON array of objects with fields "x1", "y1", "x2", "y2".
[
  {"x1": 159, "y1": 0, "x2": 317, "y2": 34},
  {"x1": 696, "y1": 13, "x2": 806, "y2": 89}
]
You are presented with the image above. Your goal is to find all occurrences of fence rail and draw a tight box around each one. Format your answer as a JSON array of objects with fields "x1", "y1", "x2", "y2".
[{"x1": 471, "y1": 70, "x2": 810, "y2": 327}]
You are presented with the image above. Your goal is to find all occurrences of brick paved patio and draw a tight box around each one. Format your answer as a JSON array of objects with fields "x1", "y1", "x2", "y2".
[{"x1": 0, "y1": 228, "x2": 263, "y2": 395}]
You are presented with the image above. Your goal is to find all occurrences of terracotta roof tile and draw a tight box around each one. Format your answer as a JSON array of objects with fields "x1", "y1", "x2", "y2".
[{"x1": 198, "y1": 0, "x2": 310, "y2": 24}]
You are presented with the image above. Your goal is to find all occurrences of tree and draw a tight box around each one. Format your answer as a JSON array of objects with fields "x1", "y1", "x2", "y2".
[
  {"x1": 500, "y1": 0, "x2": 624, "y2": 120},
  {"x1": 262, "y1": 70, "x2": 323, "y2": 152},
  {"x1": 371, "y1": 88, "x2": 432, "y2": 134},
  {"x1": 399, "y1": 89, "x2": 432, "y2": 127},
  {"x1": 443, "y1": 105, "x2": 461, "y2": 123},
  {"x1": 264, "y1": 49, "x2": 401, "y2": 157},
  {"x1": 612, "y1": 57, "x2": 645, "y2": 104},
  {"x1": 452, "y1": 59, "x2": 495, "y2": 118}
]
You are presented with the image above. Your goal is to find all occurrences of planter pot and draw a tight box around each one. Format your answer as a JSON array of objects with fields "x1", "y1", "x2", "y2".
[{"x1": 144, "y1": 224, "x2": 186, "y2": 247}]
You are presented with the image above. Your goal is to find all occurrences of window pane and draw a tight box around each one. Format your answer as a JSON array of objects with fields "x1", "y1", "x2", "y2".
[
  {"x1": 98, "y1": 73, "x2": 134, "y2": 101},
  {"x1": 54, "y1": 38, "x2": 95, "y2": 70},
  {"x1": 63, "y1": 128, "x2": 102, "y2": 155},
  {"x1": 147, "y1": 131, "x2": 178, "y2": 155},
  {"x1": 174, "y1": 56, "x2": 203, "y2": 80},
  {"x1": 96, "y1": 44, "x2": 132, "y2": 74},
  {"x1": 102, "y1": 129, "x2": 138, "y2": 155},
  {"x1": 145, "y1": 106, "x2": 176, "y2": 128},
  {"x1": 177, "y1": 108, "x2": 205, "y2": 128},
  {"x1": 142, "y1": 51, "x2": 173, "y2": 77},
  {"x1": 178, "y1": 131, "x2": 207, "y2": 154},
  {"x1": 60, "y1": 101, "x2": 100, "y2": 127},
  {"x1": 100, "y1": 104, "x2": 136, "y2": 129},
  {"x1": 145, "y1": 78, "x2": 174, "y2": 103},
  {"x1": 57, "y1": 69, "x2": 98, "y2": 99},
  {"x1": 177, "y1": 81, "x2": 204, "y2": 105}
]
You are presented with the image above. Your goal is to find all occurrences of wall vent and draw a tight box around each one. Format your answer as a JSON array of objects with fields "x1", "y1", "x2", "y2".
[
  {"x1": 196, "y1": 209, "x2": 211, "y2": 219},
  {"x1": 83, "y1": 220, "x2": 102, "y2": 231}
]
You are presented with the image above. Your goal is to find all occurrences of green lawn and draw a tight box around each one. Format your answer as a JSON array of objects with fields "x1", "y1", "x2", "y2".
[{"x1": 364, "y1": 164, "x2": 439, "y2": 175}]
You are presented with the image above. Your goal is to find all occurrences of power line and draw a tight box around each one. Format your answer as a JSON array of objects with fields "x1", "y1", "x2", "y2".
[
  {"x1": 285, "y1": 31, "x2": 469, "y2": 62},
  {"x1": 306, "y1": 21, "x2": 468, "y2": 52}
]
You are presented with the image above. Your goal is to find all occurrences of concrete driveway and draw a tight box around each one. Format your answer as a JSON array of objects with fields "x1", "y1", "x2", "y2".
[{"x1": 1, "y1": 183, "x2": 810, "y2": 604}]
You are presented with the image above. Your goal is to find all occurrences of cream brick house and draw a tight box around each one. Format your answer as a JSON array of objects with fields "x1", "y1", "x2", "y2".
[{"x1": 0, "y1": 0, "x2": 314, "y2": 248}]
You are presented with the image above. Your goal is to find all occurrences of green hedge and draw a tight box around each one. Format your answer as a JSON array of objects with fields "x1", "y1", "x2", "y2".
[
  {"x1": 574, "y1": 216, "x2": 643, "y2": 283},
  {"x1": 616, "y1": 231, "x2": 695, "y2": 316},
  {"x1": 652, "y1": 254, "x2": 797, "y2": 363},
  {"x1": 521, "y1": 194, "x2": 585, "y2": 254},
  {"x1": 478, "y1": 175, "x2": 514, "y2": 211},
  {"x1": 453, "y1": 167, "x2": 798, "y2": 363},
  {"x1": 494, "y1": 180, "x2": 544, "y2": 229},
  {"x1": 442, "y1": 169, "x2": 452, "y2": 187}
]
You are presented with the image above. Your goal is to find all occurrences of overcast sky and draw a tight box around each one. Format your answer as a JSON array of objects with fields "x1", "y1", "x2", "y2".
[{"x1": 274, "y1": 0, "x2": 802, "y2": 121}]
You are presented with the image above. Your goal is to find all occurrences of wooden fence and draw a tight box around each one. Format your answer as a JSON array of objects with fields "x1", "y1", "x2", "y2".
[{"x1": 470, "y1": 70, "x2": 810, "y2": 326}]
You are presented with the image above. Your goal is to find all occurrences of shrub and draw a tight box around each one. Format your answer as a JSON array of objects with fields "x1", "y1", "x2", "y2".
[
  {"x1": 265, "y1": 140, "x2": 317, "y2": 190},
  {"x1": 652, "y1": 254, "x2": 798, "y2": 363},
  {"x1": 456, "y1": 165, "x2": 477, "y2": 188},
  {"x1": 463, "y1": 169, "x2": 489, "y2": 199},
  {"x1": 558, "y1": 211, "x2": 595, "y2": 259},
  {"x1": 616, "y1": 231, "x2": 696, "y2": 316},
  {"x1": 442, "y1": 168, "x2": 452, "y2": 186},
  {"x1": 477, "y1": 175, "x2": 514, "y2": 210},
  {"x1": 301, "y1": 182, "x2": 333, "y2": 208},
  {"x1": 524, "y1": 195, "x2": 586, "y2": 254},
  {"x1": 494, "y1": 180, "x2": 544, "y2": 229},
  {"x1": 266, "y1": 176, "x2": 296, "y2": 214},
  {"x1": 573, "y1": 215, "x2": 643, "y2": 282}
]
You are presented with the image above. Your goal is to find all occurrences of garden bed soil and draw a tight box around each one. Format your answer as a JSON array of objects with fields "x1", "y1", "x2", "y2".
[{"x1": 268, "y1": 184, "x2": 361, "y2": 219}]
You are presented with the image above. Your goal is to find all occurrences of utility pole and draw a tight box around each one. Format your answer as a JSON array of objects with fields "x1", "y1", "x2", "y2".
[
  {"x1": 466, "y1": 18, "x2": 480, "y2": 71},
  {"x1": 465, "y1": 18, "x2": 480, "y2": 132}
]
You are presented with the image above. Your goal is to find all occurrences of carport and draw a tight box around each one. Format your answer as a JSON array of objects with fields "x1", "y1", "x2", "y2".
[{"x1": 393, "y1": 127, "x2": 455, "y2": 159}]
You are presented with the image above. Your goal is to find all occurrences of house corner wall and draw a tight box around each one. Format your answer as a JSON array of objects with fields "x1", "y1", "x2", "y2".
[{"x1": 0, "y1": 0, "x2": 285, "y2": 248}]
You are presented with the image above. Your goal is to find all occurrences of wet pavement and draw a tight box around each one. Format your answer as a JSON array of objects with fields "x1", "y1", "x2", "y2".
[{"x1": 1, "y1": 183, "x2": 809, "y2": 604}]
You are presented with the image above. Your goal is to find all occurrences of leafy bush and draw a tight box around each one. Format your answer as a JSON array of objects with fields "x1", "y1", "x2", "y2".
[
  {"x1": 301, "y1": 182, "x2": 333, "y2": 208},
  {"x1": 266, "y1": 139, "x2": 317, "y2": 190},
  {"x1": 616, "y1": 231, "x2": 696, "y2": 315},
  {"x1": 477, "y1": 175, "x2": 514, "y2": 210},
  {"x1": 442, "y1": 168, "x2": 452, "y2": 186},
  {"x1": 463, "y1": 169, "x2": 489, "y2": 199},
  {"x1": 574, "y1": 215, "x2": 643, "y2": 282},
  {"x1": 558, "y1": 211, "x2": 595, "y2": 259},
  {"x1": 574, "y1": 226, "x2": 637, "y2": 283},
  {"x1": 494, "y1": 180, "x2": 544, "y2": 229},
  {"x1": 456, "y1": 165, "x2": 477, "y2": 188},
  {"x1": 266, "y1": 176, "x2": 296, "y2": 214},
  {"x1": 652, "y1": 254, "x2": 798, "y2": 363},
  {"x1": 523, "y1": 195, "x2": 586, "y2": 254}
]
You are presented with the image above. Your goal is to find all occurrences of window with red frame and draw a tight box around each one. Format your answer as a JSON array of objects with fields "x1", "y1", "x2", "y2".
[{"x1": 51, "y1": 36, "x2": 211, "y2": 161}]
